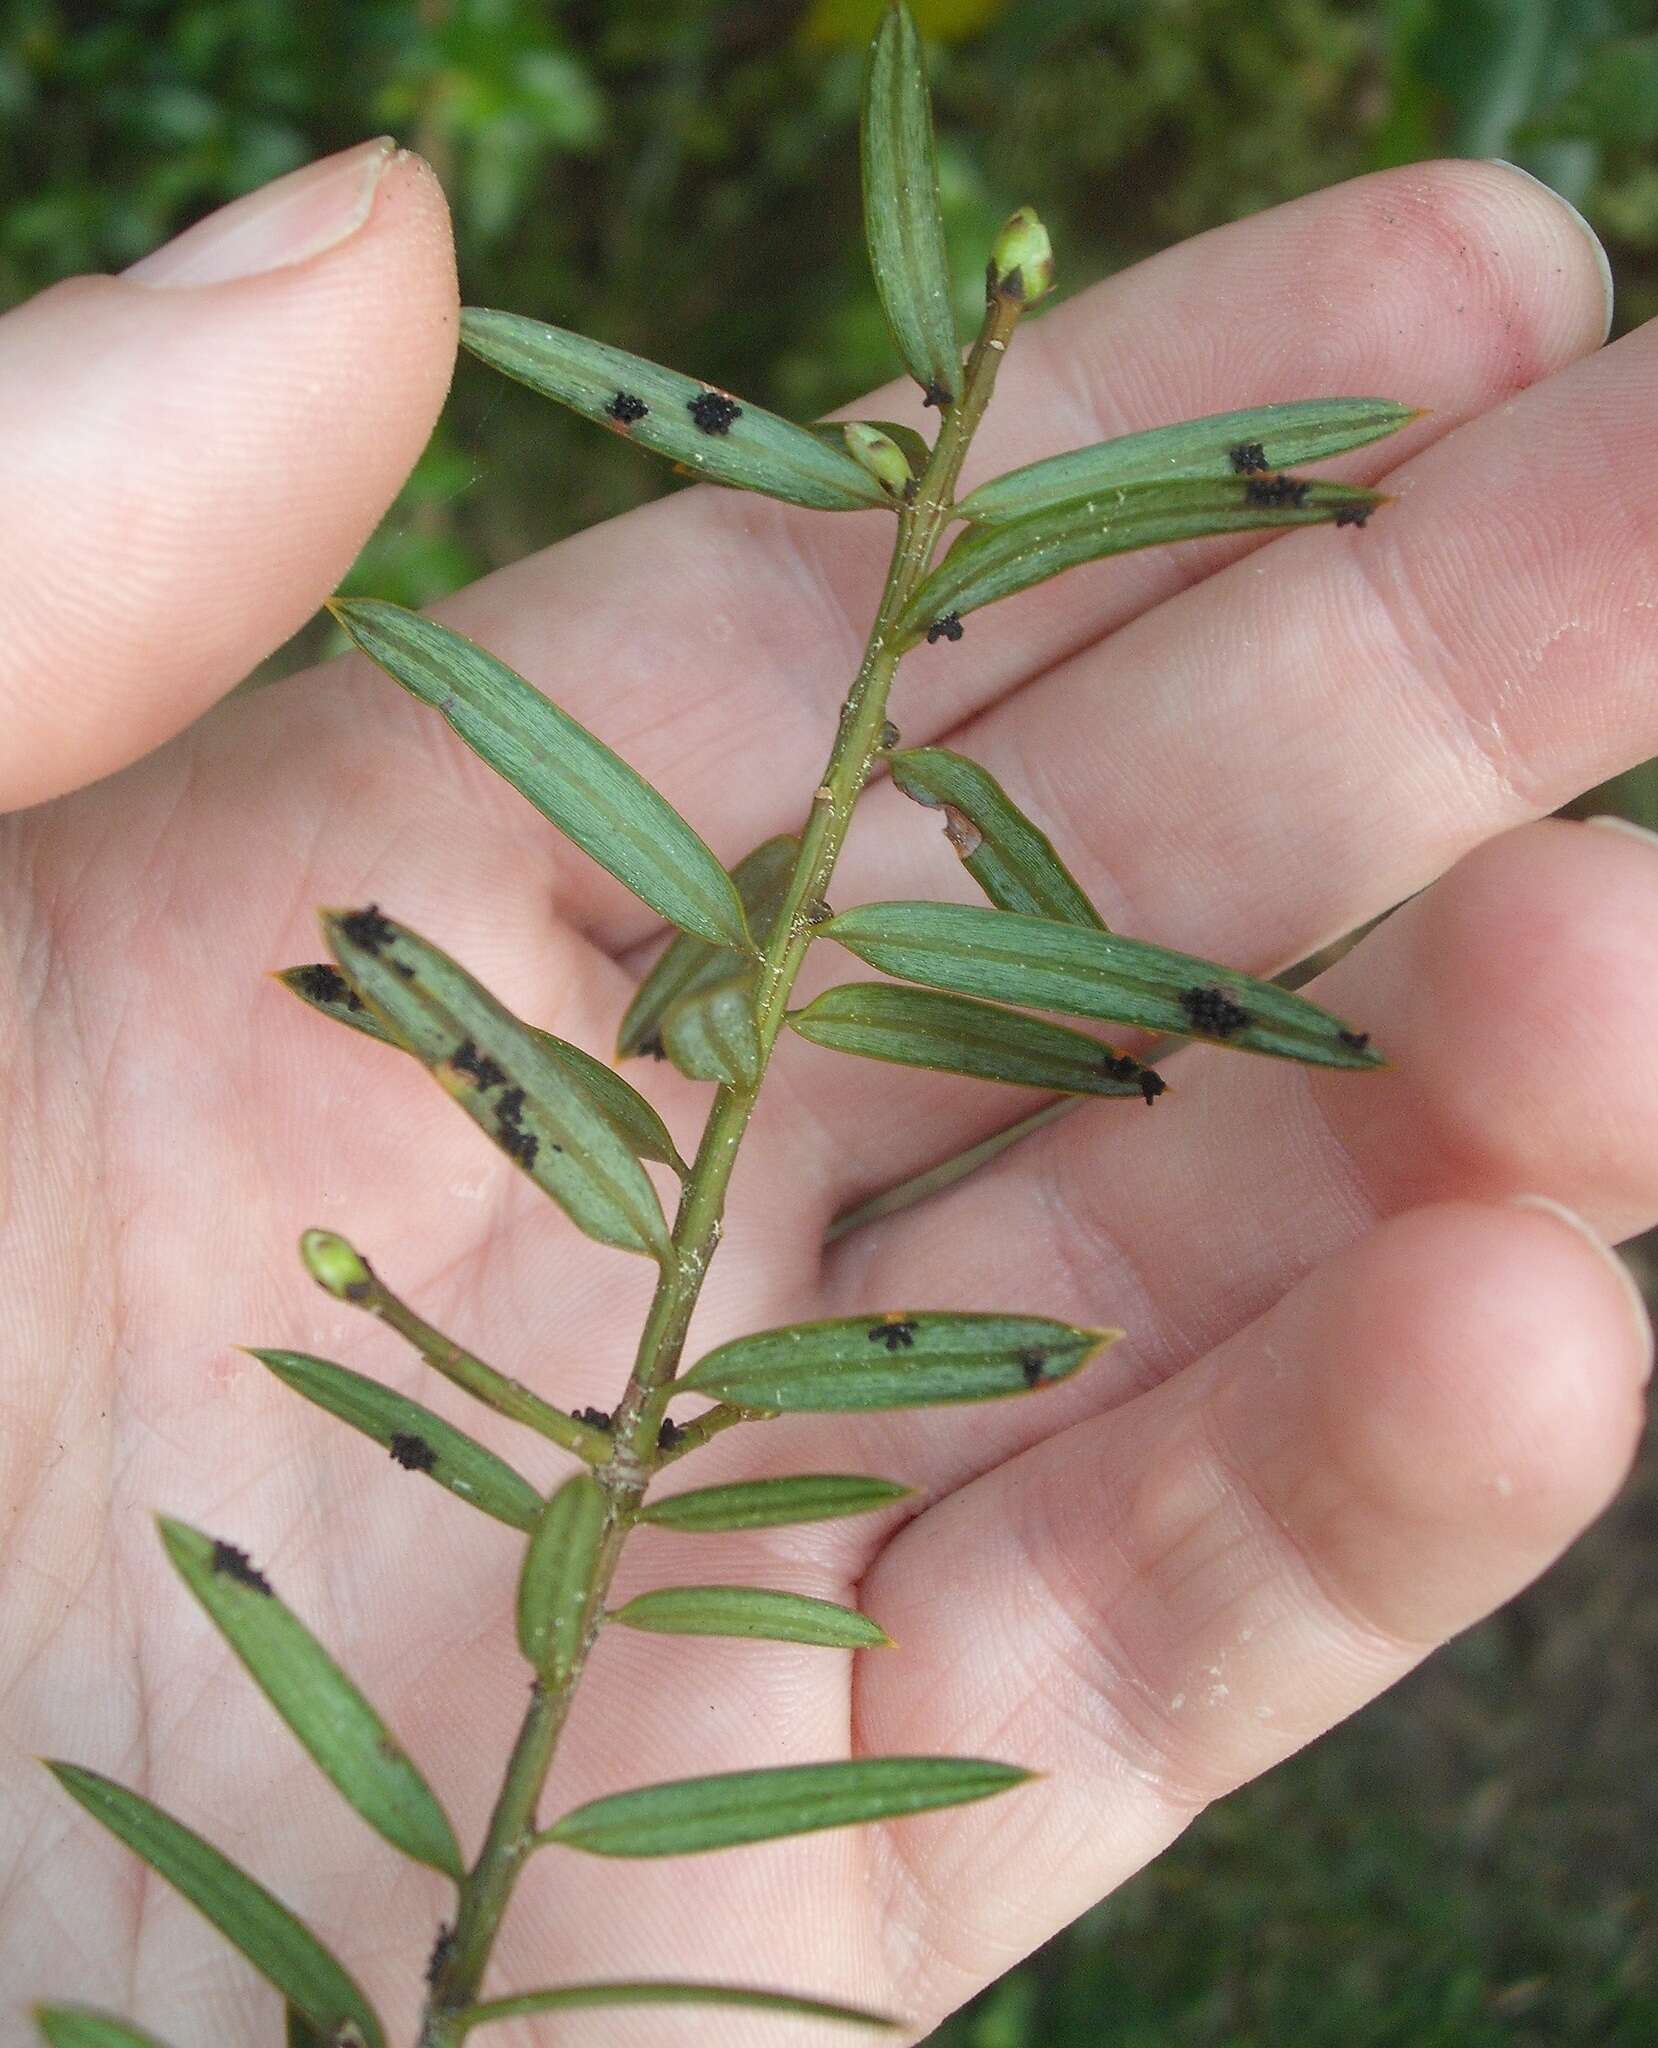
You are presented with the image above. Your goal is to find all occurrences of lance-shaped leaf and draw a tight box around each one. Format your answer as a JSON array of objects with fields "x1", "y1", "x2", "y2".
[
  {"x1": 277, "y1": 963, "x2": 687, "y2": 1176},
  {"x1": 861, "y1": 2, "x2": 960, "y2": 406},
  {"x1": 789, "y1": 984, "x2": 1161, "y2": 1101},
  {"x1": 45, "y1": 1765, "x2": 383, "y2": 2048},
  {"x1": 251, "y1": 1349, "x2": 544, "y2": 1534},
  {"x1": 897, "y1": 476, "x2": 1385, "y2": 640},
  {"x1": 324, "y1": 908, "x2": 671, "y2": 1261},
  {"x1": 34, "y1": 2012, "x2": 176, "y2": 2048},
  {"x1": 611, "y1": 1586, "x2": 892, "y2": 1650},
  {"x1": 887, "y1": 747, "x2": 1105, "y2": 927},
  {"x1": 681, "y1": 1311, "x2": 1113, "y2": 1411},
  {"x1": 660, "y1": 968, "x2": 762, "y2": 1087},
  {"x1": 459, "y1": 309, "x2": 887, "y2": 512},
  {"x1": 618, "y1": 834, "x2": 799, "y2": 1062},
  {"x1": 539, "y1": 1756, "x2": 1030, "y2": 1857},
  {"x1": 956, "y1": 398, "x2": 1419, "y2": 524},
  {"x1": 329, "y1": 602, "x2": 750, "y2": 952},
  {"x1": 457, "y1": 1982, "x2": 901, "y2": 2033},
  {"x1": 823, "y1": 901, "x2": 1383, "y2": 1069},
  {"x1": 517, "y1": 1473, "x2": 607, "y2": 1684},
  {"x1": 640, "y1": 1474, "x2": 913, "y2": 1533},
  {"x1": 158, "y1": 1520, "x2": 463, "y2": 1881}
]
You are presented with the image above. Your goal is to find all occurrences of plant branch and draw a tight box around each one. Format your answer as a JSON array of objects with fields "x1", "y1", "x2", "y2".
[{"x1": 416, "y1": 283, "x2": 1023, "y2": 2041}]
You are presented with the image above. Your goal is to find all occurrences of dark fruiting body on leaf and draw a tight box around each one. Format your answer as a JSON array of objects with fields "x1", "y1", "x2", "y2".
[
  {"x1": 339, "y1": 904, "x2": 398, "y2": 955},
  {"x1": 926, "y1": 612, "x2": 964, "y2": 645},
  {"x1": 389, "y1": 1432, "x2": 437, "y2": 1472},
  {"x1": 687, "y1": 390, "x2": 742, "y2": 435},
  {"x1": 922, "y1": 379, "x2": 954, "y2": 409},
  {"x1": 1228, "y1": 441, "x2": 1269, "y2": 473},
  {"x1": 869, "y1": 1318, "x2": 918, "y2": 1352},
  {"x1": 1243, "y1": 473, "x2": 1311, "y2": 509},
  {"x1": 657, "y1": 1418, "x2": 686, "y2": 1451},
  {"x1": 1334, "y1": 502, "x2": 1372, "y2": 528},
  {"x1": 1338, "y1": 1028, "x2": 1371, "y2": 1051},
  {"x1": 604, "y1": 391, "x2": 649, "y2": 425},
  {"x1": 426, "y1": 1923, "x2": 455, "y2": 1987},
  {"x1": 211, "y1": 1541, "x2": 273, "y2": 1597},
  {"x1": 1179, "y1": 984, "x2": 1251, "y2": 1038},
  {"x1": 451, "y1": 1039, "x2": 507, "y2": 1091},
  {"x1": 574, "y1": 1406, "x2": 612, "y2": 1432},
  {"x1": 1018, "y1": 1348, "x2": 1048, "y2": 1387},
  {"x1": 293, "y1": 963, "x2": 364, "y2": 1011}
]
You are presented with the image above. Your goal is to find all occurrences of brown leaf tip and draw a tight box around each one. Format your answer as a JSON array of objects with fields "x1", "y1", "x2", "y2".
[
  {"x1": 389, "y1": 1431, "x2": 437, "y2": 1472},
  {"x1": 338, "y1": 904, "x2": 399, "y2": 955},
  {"x1": 926, "y1": 612, "x2": 965, "y2": 645},
  {"x1": 1228, "y1": 441, "x2": 1270, "y2": 474},
  {"x1": 687, "y1": 390, "x2": 742, "y2": 435},
  {"x1": 604, "y1": 391, "x2": 650, "y2": 426},
  {"x1": 1243, "y1": 473, "x2": 1312, "y2": 510},
  {"x1": 869, "y1": 1316, "x2": 918, "y2": 1352},
  {"x1": 1179, "y1": 984, "x2": 1252, "y2": 1038},
  {"x1": 211, "y1": 1540, "x2": 273, "y2": 1597}
]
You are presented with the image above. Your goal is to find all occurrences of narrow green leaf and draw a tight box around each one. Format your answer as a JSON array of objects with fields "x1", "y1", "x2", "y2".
[
  {"x1": 459, "y1": 309, "x2": 887, "y2": 512},
  {"x1": 618, "y1": 834, "x2": 798, "y2": 1063},
  {"x1": 824, "y1": 901, "x2": 1383, "y2": 1070},
  {"x1": 641, "y1": 1474, "x2": 913, "y2": 1533},
  {"x1": 806, "y1": 417, "x2": 932, "y2": 484},
  {"x1": 898, "y1": 476, "x2": 1385, "y2": 639},
  {"x1": 790, "y1": 984, "x2": 1162, "y2": 1102},
  {"x1": 612, "y1": 1586, "x2": 893, "y2": 1650},
  {"x1": 542, "y1": 1756, "x2": 1029, "y2": 1857},
  {"x1": 324, "y1": 908, "x2": 671, "y2": 1261},
  {"x1": 861, "y1": 2, "x2": 960, "y2": 405},
  {"x1": 660, "y1": 969, "x2": 761, "y2": 1087},
  {"x1": 277, "y1": 963, "x2": 687, "y2": 1176},
  {"x1": 329, "y1": 601, "x2": 751, "y2": 952},
  {"x1": 251, "y1": 1349, "x2": 544, "y2": 1534},
  {"x1": 956, "y1": 398, "x2": 1419, "y2": 525},
  {"x1": 34, "y1": 2010, "x2": 174, "y2": 2048},
  {"x1": 458, "y1": 1982, "x2": 902, "y2": 2033},
  {"x1": 517, "y1": 1474, "x2": 607, "y2": 1684},
  {"x1": 888, "y1": 746, "x2": 1106, "y2": 927},
  {"x1": 158, "y1": 1519, "x2": 463, "y2": 1882},
  {"x1": 681, "y1": 1311, "x2": 1114, "y2": 1411},
  {"x1": 45, "y1": 1765, "x2": 383, "y2": 2048}
]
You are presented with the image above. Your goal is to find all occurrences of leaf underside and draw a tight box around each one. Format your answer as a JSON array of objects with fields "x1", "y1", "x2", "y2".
[
  {"x1": 611, "y1": 1585, "x2": 892, "y2": 1650},
  {"x1": 680, "y1": 1310, "x2": 1115, "y2": 1410},
  {"x1": 329, "y1": 599, "x2": 751, "y2": 952},
  {"x1": 459, "y1": 308, "x2": 889, "y2": 512},
  {"x1": 456, "y1": 1981, "x2": 902, "y2": 2033},
  {"x1": 542, "y1": 1756, "x2": 1031, "y2": 1857},
  {"x1": 159, "y1": 1519, "x2": 464, "y2": 1880},
  {"x1": 823, "y1": 900, "x2": 1383, "y2": 1069},
  {"x1": 45, "y1": 1765, "x2": 383, "y2": 2048},
  {"x1": 639, "y1": 1474, "x2": 914, "y2": 1533},
  {"x1": 517, "y1": 1474, "x2": 607, "y2": 1683}
]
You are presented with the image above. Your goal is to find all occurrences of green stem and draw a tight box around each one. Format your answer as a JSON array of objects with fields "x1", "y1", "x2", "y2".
[{"x1": 416, "y1": 285, "x2": 1021, "y2": 2042}]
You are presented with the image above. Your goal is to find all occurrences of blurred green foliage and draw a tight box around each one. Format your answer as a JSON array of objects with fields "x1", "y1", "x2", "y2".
[{"x1": 3, "y1": 3, "x2": 1655, "y2": 2041}]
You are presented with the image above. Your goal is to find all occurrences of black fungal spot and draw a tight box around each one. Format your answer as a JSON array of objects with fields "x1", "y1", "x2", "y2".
[
  {"x1": 425, "y1": 1923, "x2": 454, "y2": 1988},
  {"x1": 657, "y1": 1417, "x2": 687, "y2": 1451},
  {"x1": 389, "y1": 1432, "x2": 436, "y2": 1472},
  {"x1": 1334, "y1": 502, "x2": 1373, "y2": 529},
  {"x1": 211, "y1": 1540, "x2": 273, "y2": 1597},
  {"x1": 1338, "y1": 1028, "x2": 1372, "y2": 1052},
  {"x1": 879, "y1": 721, "x2": 901, "y2": 750},
  {"x1": 922, "y1": 379, "x2": 954, "y2": 410},
  {"x1": 637, "y1": 1032, "x2": 667, "y2": 1060},
  {"x1": 688, "y1": 390, "x2": 742, "y2": 435},
  {"x1": 1243, "y1": 473, "x2": 1312, "y2": 509},
  {"x1": 339, "y1": 904, "x2": 398, "y2": 955},
  {"x1": 1017, "y1": 1348, "x2": 1048, "y2": 1387},
  {"x1": 1228, "y1": 441, "x2": 1270, "y2": 474},
  {"x1": 1100, "y1": 1053, "x2": 1139, "y2": 1084},
  {"x1": 1138, "y1": 1069, "x2": 1166, "y2": 1105},
  {"x1": 604, "y1": 391, "x2": 649, "y2": 425},
  {"x1": 493, "y1": 1086, "x2": 539, "y2": 1168},
  {"x1": 1180, "y1": 984, "x2": 1252, "y2": 1038},
  {"x1": 573, "y1": 1406, "x2": 612, "y2": 1432},
  {"x1": 293, "y1": 963, "x2": 364, "y2": 1011},
  {"x1": 926, "y1": 612, "x2": 964, "y2": 645},
  {"x1": 868, "y1": 1318, "x2": 918, "y2": 1352},
  {"x1": 451, "y1": 1039, "x2": 507, "y2": 1091}
]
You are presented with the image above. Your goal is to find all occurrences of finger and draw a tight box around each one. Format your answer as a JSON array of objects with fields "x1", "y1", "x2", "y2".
[
  {"x1": 0, "y1": 139, "x2": 457, "y2": 811},
  {"x1": 769, "y1": 300, "x2": 1658, "y2": 1199},
  {"x1": 850, "y1": 1197, "x2": 1650, "y2": 2024},
  {"x1": 809, "y1": 818, "x2": 1658, "y2": 1499},
  {"x1": 388, "y1": 160, "x2": 1607, "y2": 948}
]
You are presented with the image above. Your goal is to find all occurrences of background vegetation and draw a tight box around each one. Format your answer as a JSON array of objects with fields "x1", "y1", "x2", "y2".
[{"x1": 3, "y1": 2, "x2": 1654, "y2": 2040}]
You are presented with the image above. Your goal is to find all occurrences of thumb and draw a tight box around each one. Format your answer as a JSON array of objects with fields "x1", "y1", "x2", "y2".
[{"x1": 0, "y1": 137, "x2": 457, "y2": 811}]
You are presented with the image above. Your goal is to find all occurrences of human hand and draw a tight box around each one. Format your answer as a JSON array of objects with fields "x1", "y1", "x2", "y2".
[{"x1": 3, "y1": 145, "x2": 1652, "y2": 2044}]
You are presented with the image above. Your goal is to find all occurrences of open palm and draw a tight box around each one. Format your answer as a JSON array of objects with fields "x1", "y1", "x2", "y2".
[{"x1": 5, "y1": 143, "x2": 1655, "y2": 2046}]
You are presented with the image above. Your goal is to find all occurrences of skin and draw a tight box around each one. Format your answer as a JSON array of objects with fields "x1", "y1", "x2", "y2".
[{"x1": 2, "y1": 144, "x2": 1654, "y2": 2046}]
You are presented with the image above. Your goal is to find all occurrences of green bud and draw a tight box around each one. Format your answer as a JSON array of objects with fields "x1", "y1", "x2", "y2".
[
  {"x1": 842, "y1": 422, "x2": 915, "y2": 500},
  {"x1": 989, "y1": 206, "x2": 1055, "y2": 306},
  {"x1": 300, "y1": 1228, "x2": 374, "y2": 1302}
]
